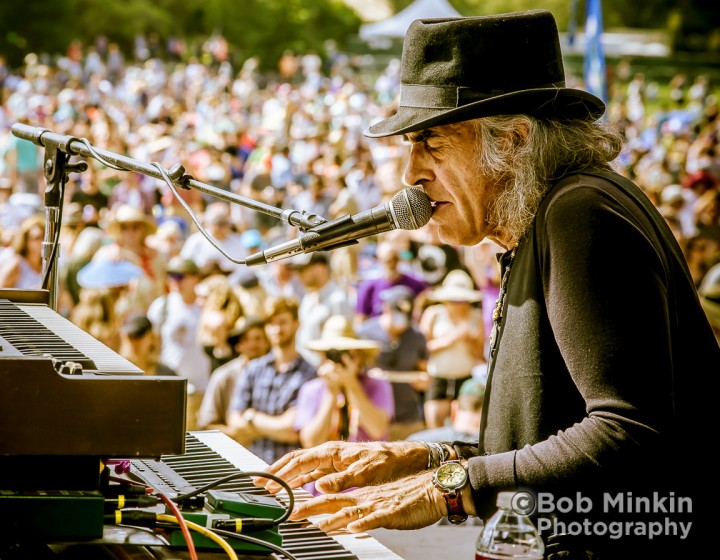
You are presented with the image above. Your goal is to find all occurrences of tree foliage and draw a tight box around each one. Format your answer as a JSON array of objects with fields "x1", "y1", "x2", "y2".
[
  {"x1": 0, "y1": 0, "x2": 360, "y2": 68},
  {"x1": 1, "y1": 0, "x2": 717, "y2": 69},
  {"x1": 391, "y1": 0, "x2": 719, "y2": 35}
]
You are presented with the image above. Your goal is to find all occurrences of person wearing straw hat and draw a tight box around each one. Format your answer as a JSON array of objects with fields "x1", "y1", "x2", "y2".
[
  {"x1": 295, "y1": 315, "x2": 393, "y2": 452},
  {"x1": 258, "y1": 10, "x2": 716, "y2": 556},
  {"x1": 419, "y1": 269, "x2": 485, "y2": 429},
  {"x1": 96, "y1": 203, "x2": 164, "y2": 305}
]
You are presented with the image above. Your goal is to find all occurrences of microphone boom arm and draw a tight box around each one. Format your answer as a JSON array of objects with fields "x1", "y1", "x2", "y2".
[
  {"x1": 10, "y1": 123, "x2": 326, "y2": 231},
  {"x1": 244, "y1": 203, "x2": 399, "y2": 266}
]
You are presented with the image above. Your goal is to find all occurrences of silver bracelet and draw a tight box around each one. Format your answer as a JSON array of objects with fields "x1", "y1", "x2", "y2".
[
  {"x1": 438, "y1": 442, "x2": 450, "y2": 463},
  {"x1": 423, "y1": 441, "x2": 434, "y2": 468},
  {"x1": 424, "y1": 441, "x2": 444, "y2": 468}
]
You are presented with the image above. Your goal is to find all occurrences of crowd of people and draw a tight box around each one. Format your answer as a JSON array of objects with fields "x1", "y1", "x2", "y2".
[{"x1": 0, "y1": 29, "x2": 718, "y2": 471}]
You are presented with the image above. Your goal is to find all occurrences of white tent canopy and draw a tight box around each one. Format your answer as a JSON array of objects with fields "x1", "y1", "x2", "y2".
[{"x1": 359, "y1": 0, "x2": 461, "y2": 42}]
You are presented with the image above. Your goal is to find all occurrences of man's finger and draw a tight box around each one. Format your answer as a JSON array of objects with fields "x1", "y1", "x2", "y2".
[
  {"x1": 269, "y1": 462, "x2": 334, "y2": 493},
  {"x1": 268, "y1": 466, "x2": 334, "y2": 494},
  {"x1": 289, "y1": 494, "x2": 354, "y2": 521},
  {"x1": 262, "y1": 449, "x2": 302, "y2": 476},
  {"x1": 314, "y1": 471, "x2": 352, "y2": 494},
  {"x1": 272, "y1": 450, "x2": 331, "y2": 481},
  {"x1": 315, "y1": 460, "x2": 375, "y2": 493},
  {"x1": 317, "y1": 505, "x2": 363, "y2": 533},
  {"x1": 346, "y1": 509, "x2": 384, "y2": 533}
]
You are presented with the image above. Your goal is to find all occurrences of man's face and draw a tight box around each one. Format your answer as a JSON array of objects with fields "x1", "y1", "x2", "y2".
[
  {"x1": 296, "y1": 264, "x2": 318, "y2": 289},
  {"x1": 265, "y1": 311, "x2": 299, "y2": 349},
  {"x1": 238, "y1": 326, "x2": 270, "y2": 360},
  {"x1": 171, "y1": 273, "x2": 199, "y2": 299},
  {"x1": 376, "y1": 243, "x2": 400, "y2": 276},
  {"x1": 404, "y1": 122, "x2": 497, "y2": 246},
  {"x1": 208, "y1": 220, "x2": 230, "y2": 240}
]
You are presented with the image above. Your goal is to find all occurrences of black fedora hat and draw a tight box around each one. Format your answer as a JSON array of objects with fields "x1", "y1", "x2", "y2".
[{"x1": 365, "y1": 10, "x2": 605, "y2": 138}]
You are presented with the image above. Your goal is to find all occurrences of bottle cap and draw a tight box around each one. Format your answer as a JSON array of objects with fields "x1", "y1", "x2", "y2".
[{"x1": 496, "y1": 491, "x2": 515, "y2": 509}]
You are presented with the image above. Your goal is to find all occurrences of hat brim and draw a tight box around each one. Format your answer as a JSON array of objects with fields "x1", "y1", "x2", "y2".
[
  {"x1": 429, "y1": 287, "x2": 483, "y2": 303},
  {"x1": 306, "y1": 336, "x2": 382, "y2": 352},
  {"x1": 365, "y1": 88, "x2": 605, "y2": 138}
]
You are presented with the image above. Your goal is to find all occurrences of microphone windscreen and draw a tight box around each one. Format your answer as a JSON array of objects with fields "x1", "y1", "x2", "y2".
[{"x1": 390, "y1": 187, "x2": 432, "y2": 230}]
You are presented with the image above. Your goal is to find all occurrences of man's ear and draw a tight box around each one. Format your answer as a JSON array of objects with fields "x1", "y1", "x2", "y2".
[{"x1": 509, "y1": 118, "x2": 531, "y2": 148}]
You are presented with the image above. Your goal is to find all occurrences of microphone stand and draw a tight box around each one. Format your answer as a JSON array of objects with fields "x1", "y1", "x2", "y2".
[
  {"x1": 11, "y1": 123, "x2": 327, "y2": 308},
  {"x1": 37, "y1": 134, "x2": 88, "y2": 310}
]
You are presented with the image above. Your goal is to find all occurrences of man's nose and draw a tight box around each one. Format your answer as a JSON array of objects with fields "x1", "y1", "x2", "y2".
[{"x1": 403, "y1": 149, "x2": 433, "y2": 188}]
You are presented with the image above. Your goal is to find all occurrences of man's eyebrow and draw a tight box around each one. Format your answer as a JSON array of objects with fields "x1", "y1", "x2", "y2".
[{"x1": 403, "y1": 130, "x2": 433, "y2": 143}]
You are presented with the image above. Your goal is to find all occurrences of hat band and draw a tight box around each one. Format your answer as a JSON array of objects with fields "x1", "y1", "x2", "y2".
[{"x1": 400, "y1": 82, "x2": 566, "y2": 109}]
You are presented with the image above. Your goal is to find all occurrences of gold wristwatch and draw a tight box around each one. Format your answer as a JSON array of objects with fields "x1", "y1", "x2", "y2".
[{"x1": 432, "y1": 460, "x2": 468, "y2": 524}]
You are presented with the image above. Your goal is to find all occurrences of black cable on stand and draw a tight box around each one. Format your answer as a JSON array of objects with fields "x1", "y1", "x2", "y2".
[{"x1": 37, "y1": 137, "x2": 88, "y2": 309}]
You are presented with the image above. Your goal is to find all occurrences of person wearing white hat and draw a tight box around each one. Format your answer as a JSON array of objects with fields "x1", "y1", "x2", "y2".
[
  {"x1": 295, "y1": 315, "x2": 393, "y2": 451},
  {"x1": 95, "y1": 203, "x2": 163, "y2": 311},
  {"x1": 419, "y1": 269, "x2": 486, "y2": 429}
]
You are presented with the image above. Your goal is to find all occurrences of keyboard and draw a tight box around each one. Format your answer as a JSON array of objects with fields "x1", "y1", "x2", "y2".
[{"x1": 131, "y1": 431, "x2": 405, "y2": 560}]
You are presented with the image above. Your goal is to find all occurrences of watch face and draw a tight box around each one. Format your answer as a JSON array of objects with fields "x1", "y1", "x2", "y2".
[{"x1": 436, "y1": 462, "x2": 467, "y2": 490}]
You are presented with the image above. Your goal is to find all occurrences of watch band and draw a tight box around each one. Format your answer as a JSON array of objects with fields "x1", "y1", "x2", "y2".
[
  {"x1": 434, "y1": 460, "x2": 469, "y2": 525},
  {"x1": 444, "y1": 490, "x2": 468, "y2": 524}
]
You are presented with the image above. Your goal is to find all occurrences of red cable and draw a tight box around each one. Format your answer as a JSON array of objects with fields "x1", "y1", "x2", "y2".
[
  {"x1": 107, "y1": 475, "x2": 154, "y2": 493},
  {"x1": 158, "y1": 492, "x2": 198, "y2": 560}
]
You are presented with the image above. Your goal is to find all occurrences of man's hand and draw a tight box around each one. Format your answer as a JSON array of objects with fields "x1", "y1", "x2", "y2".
[
  {"x1": 227, "y1": 409, "x2": 259, "y2": 446},
  {"x1": 254, "y1": 440, "x2": 428, "y2": 494},
  {"x1": 289, "y1": 470, "x2": 446, "y2": 533},
  {"x1": 317, "y1": 362, "x2": 341, "y2": 395}
]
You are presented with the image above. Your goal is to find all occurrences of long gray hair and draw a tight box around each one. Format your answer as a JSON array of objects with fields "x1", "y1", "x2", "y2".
[{"x1": 472, "y1": 116, "x2": 624, "y2": 242}]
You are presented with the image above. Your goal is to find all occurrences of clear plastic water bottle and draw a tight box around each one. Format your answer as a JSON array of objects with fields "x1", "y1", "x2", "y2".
[{"x1": 475, "y1": 492, "x2": 544, "y2": 560}]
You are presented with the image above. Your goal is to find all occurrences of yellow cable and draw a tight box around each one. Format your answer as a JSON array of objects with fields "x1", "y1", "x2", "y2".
[{"x1": 157, "y1": 514, "x2": 238, "y2": 560}]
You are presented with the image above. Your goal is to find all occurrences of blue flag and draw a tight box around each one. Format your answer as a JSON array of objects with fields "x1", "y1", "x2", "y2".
[{"x1": 584, "y1": 0, "x2": 607, "y2": 106}]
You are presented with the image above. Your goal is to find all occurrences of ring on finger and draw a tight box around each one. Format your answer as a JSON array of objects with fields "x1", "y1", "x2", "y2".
[{"x1": 355, "y1": 507, "x2": 363, "y2": 519}]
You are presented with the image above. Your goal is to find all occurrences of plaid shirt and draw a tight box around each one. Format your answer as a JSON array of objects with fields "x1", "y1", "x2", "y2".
[{"x1": 230, "y1": 351, "x2": 316, "y2": 465}]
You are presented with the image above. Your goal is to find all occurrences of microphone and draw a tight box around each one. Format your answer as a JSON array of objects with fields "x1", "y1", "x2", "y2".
[{"x1": 245, "y1": 187, "x2": 432, "y2": 266}]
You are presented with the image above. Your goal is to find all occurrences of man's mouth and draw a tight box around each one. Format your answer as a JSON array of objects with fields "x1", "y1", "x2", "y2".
[{"x1": 429, "y1": 198, "x2": 449, "y2": 214}]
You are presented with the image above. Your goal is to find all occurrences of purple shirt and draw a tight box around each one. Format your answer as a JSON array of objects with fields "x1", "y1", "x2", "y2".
[
  {"x1": 293, "y1": 374, "x2": 394, "y2": 442},
  {"x1": 355, "y1": 273, "x2": 428, "y2": 318}
]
